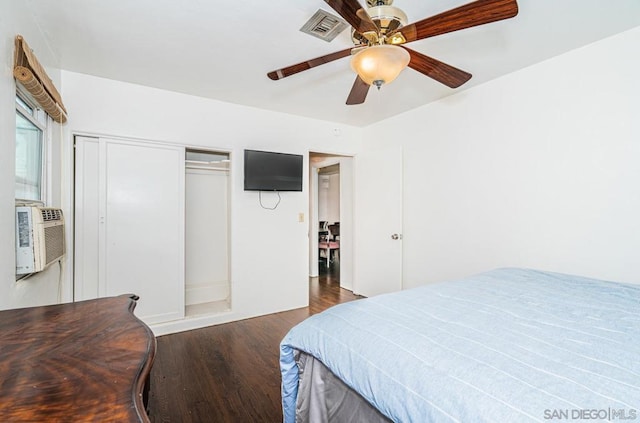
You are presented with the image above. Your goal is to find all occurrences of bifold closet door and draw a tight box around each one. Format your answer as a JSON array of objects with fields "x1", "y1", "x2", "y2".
[{"x1": 75, "y1": 136, "x2": 185, "y2": 324}]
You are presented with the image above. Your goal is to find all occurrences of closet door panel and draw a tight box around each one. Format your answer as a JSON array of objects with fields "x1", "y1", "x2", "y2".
[
  {"x1": 103, "y1": 139, "x2": 185, "y2": 324},
  {"x1": 74, "y1": 136, "x2": 100, "y2": 301}
]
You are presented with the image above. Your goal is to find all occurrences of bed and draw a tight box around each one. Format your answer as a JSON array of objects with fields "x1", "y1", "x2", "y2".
[{"x1": 280, "y1": 268, "x2": 640, "y2": 422}]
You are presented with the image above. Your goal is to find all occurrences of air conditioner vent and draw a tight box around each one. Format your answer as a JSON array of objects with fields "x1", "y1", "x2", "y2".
[
  {"x1": 16, "y1": 206, "x2": 66, "y2": 274},
  {"x1": 40, "y1": 208, "x2": 63, "y2": 222},
  {"x1": 44, "y1": 224, "x2": 65, "y2": 264},
  {"x1": 300, "y1": 9, "x2": 348, "y2": 42}
]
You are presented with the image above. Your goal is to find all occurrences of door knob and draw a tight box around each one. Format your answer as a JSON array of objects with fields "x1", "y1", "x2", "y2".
[{"x1": 391, "y1": 233, "x2": 402, "y2": 240}]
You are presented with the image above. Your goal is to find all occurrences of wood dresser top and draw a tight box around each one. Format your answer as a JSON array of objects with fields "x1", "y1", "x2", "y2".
[{"x1": 0, "y1": 295, "x2": 156, "y2": 422}]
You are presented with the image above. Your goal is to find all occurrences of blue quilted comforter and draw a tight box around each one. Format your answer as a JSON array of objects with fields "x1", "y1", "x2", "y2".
[{"x1": 280, "y1": 268, "x2": 640, "y2": 422}]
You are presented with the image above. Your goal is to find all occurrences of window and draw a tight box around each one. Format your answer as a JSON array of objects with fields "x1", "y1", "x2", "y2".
[{"x1": 15, "y1": 93, "x2": 47, "y2": 202}]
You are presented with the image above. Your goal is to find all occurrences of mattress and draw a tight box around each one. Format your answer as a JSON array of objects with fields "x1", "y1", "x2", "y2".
[{"x1": 280, "y1": 268, "x2": 640, "y2": 422}]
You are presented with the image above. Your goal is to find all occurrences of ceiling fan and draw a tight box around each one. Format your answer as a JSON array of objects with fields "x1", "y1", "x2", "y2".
[{"x1": 267, "y1": 0, "x2": 519, "y2": 105}]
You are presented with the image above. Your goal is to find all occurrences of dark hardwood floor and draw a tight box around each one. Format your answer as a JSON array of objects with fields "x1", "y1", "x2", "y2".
[{"x1": 147, "y1": 266, "x2": 361, "y2": 422}]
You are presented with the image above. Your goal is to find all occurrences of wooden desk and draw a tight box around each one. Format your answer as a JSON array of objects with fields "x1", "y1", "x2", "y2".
[{"x1": 0, "y1": 295, "x2": 156, "y2": 422}]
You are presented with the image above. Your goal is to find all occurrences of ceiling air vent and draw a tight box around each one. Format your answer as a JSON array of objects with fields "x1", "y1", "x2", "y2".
[{"x1": 300, "y1": 9, "x2": 348, "y2": 42}]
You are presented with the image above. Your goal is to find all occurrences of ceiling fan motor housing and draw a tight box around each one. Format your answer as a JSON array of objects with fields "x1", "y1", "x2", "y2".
[
  {"x1": 366, "y1": 0, "x2": 393, "y2": 6},
  {"x1": 352, "y1": 2, "x2": 408, "y2": 45}
]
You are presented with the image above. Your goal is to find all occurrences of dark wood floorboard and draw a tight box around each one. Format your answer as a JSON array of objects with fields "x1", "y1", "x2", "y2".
[{"x1": 148, "y1": 266, "x2": 362, "y2": 423}]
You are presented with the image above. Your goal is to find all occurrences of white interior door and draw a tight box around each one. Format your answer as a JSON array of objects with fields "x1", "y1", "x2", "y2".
[{"x1": 354, "y1": 146, "x2": 403, "y2": 297}]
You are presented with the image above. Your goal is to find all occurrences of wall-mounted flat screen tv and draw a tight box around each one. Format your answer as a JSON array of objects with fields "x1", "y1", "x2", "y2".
[{"x1": 244, "y1": 149, "x2": 303, "y2": 192}]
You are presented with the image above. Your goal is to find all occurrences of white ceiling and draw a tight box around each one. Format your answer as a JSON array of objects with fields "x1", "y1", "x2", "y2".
[{"x1": 25, "y1": 0, "x2": 640, "y2": 127}]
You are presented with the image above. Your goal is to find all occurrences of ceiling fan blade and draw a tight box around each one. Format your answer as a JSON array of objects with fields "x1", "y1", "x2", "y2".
[
  {"x1": 346, "y1": 76, "x2": 370, "y2": 105},
  {"x1": 390, "y1": 0, "x2": 518, "y2": 44},
  {"x1": 267, "y1": 48, "x2": 353, "y2": 80},
  {"x1": 324, "y1": 0, "x2": 379, "y2": 34},
  {"x1": 403, "y1": 47, "x2": 472, "y2": 88}
]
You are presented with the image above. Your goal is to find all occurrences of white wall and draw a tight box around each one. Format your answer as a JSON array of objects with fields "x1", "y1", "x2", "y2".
[
  {"x1": 0, "y1": 0, "x2": 65, "y2": 310},
  {"x1": 61, "y1": 71, "x2": 363, "y2": 329},
  {"x1": 365, "y1": 27, "x2": 640, "y2": 288},
  {"x1": 3, "y1": 1, "x2": 637, "y2": 321}
]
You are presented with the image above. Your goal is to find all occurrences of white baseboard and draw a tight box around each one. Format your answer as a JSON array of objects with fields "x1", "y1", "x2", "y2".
[{"x1": 185, "y1": 281, "x2": 229, "y2": 305}]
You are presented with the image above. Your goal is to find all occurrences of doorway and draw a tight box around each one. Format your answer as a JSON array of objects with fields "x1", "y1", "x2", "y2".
[
  {"x1": 184, "y1": 149, "x2": 231, "y2": 317},
  {"x1": 309, "y1": 152, "x2": 354, "y2": 291},
  {"x1": 318, "y1": 164, "x2": 340, "y2": 277}
]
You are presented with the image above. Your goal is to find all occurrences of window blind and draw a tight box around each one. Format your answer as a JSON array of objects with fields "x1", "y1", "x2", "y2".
[{"x1": 13, "y1": 35, "x2": 67, "y2": 124}]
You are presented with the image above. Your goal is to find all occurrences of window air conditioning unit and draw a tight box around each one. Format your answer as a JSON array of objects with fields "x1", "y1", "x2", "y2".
[{"x1": 15, "y1": 206, "x2": 66, "y2": 275}]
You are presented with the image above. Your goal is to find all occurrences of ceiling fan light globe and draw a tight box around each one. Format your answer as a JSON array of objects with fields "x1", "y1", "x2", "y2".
[{"x1": 350, "y1": 44, "x2": 410, "y2": 86}]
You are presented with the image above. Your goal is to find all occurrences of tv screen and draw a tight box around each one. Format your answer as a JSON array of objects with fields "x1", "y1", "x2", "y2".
[{"x1": 244, "y1": 149, "x2": 303, "y2": 192}]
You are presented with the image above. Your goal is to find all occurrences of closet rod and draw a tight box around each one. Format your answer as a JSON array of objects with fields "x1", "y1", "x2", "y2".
[{"x1": 185, "y1": 164, "x2": 229, "y2": 171}]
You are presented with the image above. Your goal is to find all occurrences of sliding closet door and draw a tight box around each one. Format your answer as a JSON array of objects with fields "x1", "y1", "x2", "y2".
[
  {"x1": 103, "y1": 138, "x2": 185, "y2": 323},
  {"x1": 74, "y1": 136, "x2": 100, "y2": 301},
  {"x1": 74, "y1": 136, "x2": 185, "y2": 324}
]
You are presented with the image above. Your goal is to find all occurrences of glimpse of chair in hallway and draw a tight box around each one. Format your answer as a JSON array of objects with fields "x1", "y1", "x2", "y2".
[{"x1": 319, "y1": 223, "x2": 339, "y2": 269}]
